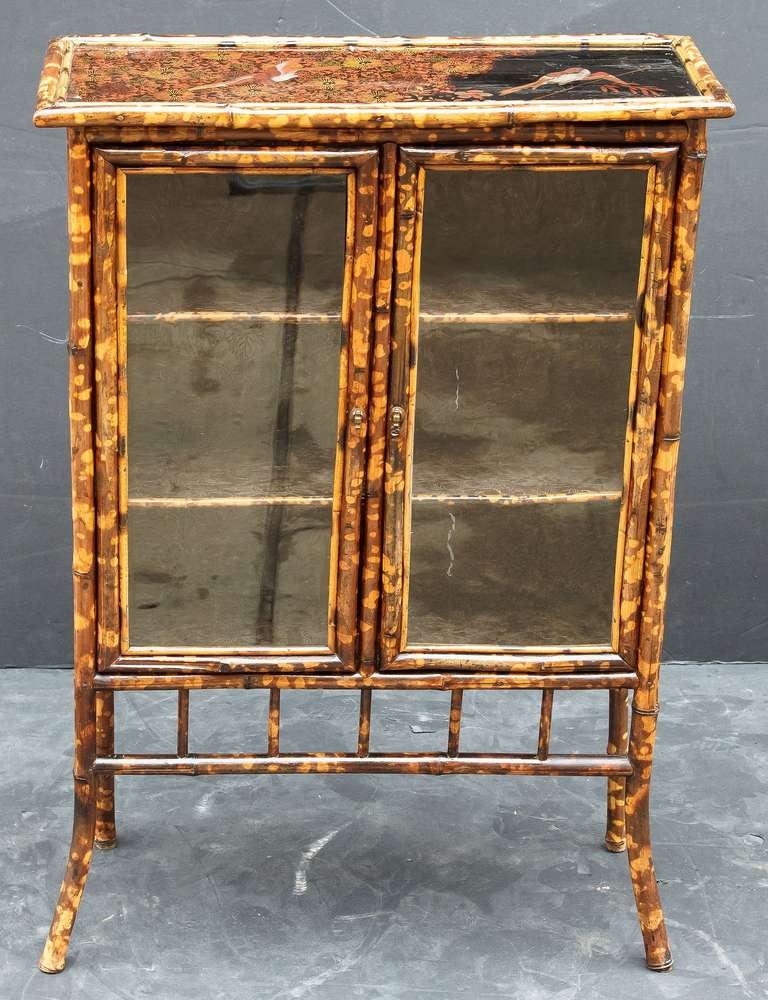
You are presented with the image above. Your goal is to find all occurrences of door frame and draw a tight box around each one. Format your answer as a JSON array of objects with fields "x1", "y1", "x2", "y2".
[
  {"x1": 91, "y1": 145, "x2": 378, "y2": 673},
  {"x1": 378, "y1": 144, "x2": 679, "y2": 672}
]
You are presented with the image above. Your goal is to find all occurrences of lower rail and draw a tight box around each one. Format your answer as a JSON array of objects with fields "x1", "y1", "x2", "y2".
[
  {"x1": 93, "y1": 752, "x2": 632, "y2": 777},
  {"x1": 93, "y1": 671, "x2": 638, "y2": 691}
]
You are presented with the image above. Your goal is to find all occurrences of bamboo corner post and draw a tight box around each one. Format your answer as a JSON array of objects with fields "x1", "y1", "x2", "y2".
[{"x1": 33, "y1": 35, "x2": 733, "y2": 975}]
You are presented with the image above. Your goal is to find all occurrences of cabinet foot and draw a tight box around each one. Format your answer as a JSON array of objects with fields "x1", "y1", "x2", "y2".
[
  {"x1": 39, "y1": 776, "x2": 96, "y2": 974},
  {"x1": 626, "y1": 716, "x2": 672, "y2": 973}
]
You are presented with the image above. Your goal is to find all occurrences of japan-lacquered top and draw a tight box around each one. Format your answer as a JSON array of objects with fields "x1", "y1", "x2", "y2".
[{"x1": 35, "y1": 34, "x2": 734, "y2": 129}]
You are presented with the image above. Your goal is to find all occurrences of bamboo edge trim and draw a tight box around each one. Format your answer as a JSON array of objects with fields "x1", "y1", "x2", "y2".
[
  {"x1": 33, "y1": 99, "x2": 734, "y2": 130},
  {"x1": 41, "y1": 32, "x2": 705, "y2": 47},
  {"x1": 81, "y1": 124, "x2": 692, "y2": 145}
]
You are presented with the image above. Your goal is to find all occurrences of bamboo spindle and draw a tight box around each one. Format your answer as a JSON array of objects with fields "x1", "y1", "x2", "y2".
[
  {"x1": 177, "y1": 689, "x2": 190, "y2": 757},
  {"x1": 267, "y1": 689, "x2": 281, "y2": 755},
  {"x1": 537, "y1": 689, "x2": 554, "y2": 760},
  {"x1": 357, "y1": 688, "x2": 372, "y2": 756},
  {"x1": 447, "y1": 690, "x2": 463, "y2": 756}
]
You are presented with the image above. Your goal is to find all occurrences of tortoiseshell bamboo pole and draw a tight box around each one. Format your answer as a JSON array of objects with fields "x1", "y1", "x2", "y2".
[
  {"x1": 94, "y1": 691, "x2": 117, "y2": 847},
  {"x1": 616, "y1": 153, "x2": 678, "y2": 662},
  {"x1": 83, "y1": 124, "x2": 693, "y2": 150},
  {"x1": 96, "y1": 752, "x2": 632, "y2": 777},
  {"x1": 40, "y1": 129, "x2": 98, "y2": 975},
  {"x1": 536, "y1": 689, "x2": 554, "y2": 760},
  {"x1": 267, "y1": 689, "x2": 281, "y2": 756},
  {"x1": 625, "y1": 120, "x2": 708, "y2": 972},
  {"x1": 379, "y1": 152, "x2": 418, "y2": 667},
  {"x1": 447, "y1": 690, "x2": 463, "y2": 756},
  {"x1": 177, "y1": 690, "x2": 190, "y2": 756},
  {"x1": 94, "y1": 670, "x2": 637, "y2": 690},
  {"x1": 605, "y1": 688, "x2": 629, "y2": 852},
  {"x1": 357, "y1": 688, "x2": 372, "y2": 755},
  {"x1": 359, "y1": 143, "x2": 396, "y2": 674},
  {"x1": 92, "y1": 149, "x2": 119, "y2": 849}
]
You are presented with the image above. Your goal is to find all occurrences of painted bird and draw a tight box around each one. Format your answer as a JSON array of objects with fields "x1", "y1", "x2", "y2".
[
  {"x1": 189, "y1": 60, "x2": 300, "y2": 93},
  {"x1": 498, "y1": 66, "x2": 665, "y2": 97}
]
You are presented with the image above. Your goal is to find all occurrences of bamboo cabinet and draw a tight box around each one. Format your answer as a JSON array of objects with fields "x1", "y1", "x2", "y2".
[{"x1": 34, "y1": 35, "x2": 733, "y2": 974}]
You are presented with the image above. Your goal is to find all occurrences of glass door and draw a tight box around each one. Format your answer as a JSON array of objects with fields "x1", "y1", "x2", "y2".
[
  {"x1": 99, "y1": 148, "x2": 377, "y2": 669},
  {"x1": 380, "y1": 145, "x2": 678, "y2": 670}
]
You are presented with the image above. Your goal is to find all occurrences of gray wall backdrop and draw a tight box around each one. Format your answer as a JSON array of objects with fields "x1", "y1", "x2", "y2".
[{"x1": 1, "y1": 1, "x2": 765, "y2": 666}]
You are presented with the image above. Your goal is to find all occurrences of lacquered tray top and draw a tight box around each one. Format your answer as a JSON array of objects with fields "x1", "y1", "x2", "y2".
[{"x1": 35, "y1": 34, "x2": 734, "y2": 128}]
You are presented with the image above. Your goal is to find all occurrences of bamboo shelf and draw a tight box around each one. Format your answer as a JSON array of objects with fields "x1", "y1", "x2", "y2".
[{"x1": 33, "y1": 32, "x2": 733, "y2": 977}]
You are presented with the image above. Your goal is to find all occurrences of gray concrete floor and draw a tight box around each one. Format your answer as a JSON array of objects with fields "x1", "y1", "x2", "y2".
[{"x1": 0, "y1": 663, "x2": 766, "y2": 999}]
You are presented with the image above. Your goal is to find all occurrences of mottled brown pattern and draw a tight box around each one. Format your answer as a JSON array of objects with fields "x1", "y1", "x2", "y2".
[
  {"x1": 605, "y1": 687, "x2": 629, "y2": 851},
  {"x1": 94, "y1": 690, "x2": 116, "y2": 847},
  {"x1": 359, "y1": 143, "x2": 397, "y2": 673},
  {"x1": 35, "y1": 36, "x2": 727, "y2": 976},
  {"x1": 39, "y1": 778, "x2": 96, "y2": 973},
  {"x1": 357, "y1": 688, "x2": 372, "y2": 754},
  {"x1": 624, "y1": 120, "x2": 708, "y2": 972},
  {"x1": 92, "y1": 671, "x2": 639, "y2": 691},
  {"x1": 379, "y1": 151, "x2": 418, "y2": 667},
  {"x1": 94, "y1": 753, "x2": 633, "y2": 777},
  {"x1": 335, "y1": 153, "x2": 378, "y2": 663},
  {"x1": 39, "y1": 132, "x2": 98, "y2": 974},
  {"x1": 617, "y1": 152, "x2": 678, "y2": 662},
  {"x1": 93, "y1": 153, "x2": 119, "y2": 674},
  {"x1": 83, "y1": 122, "x2": 693, "y2": 146}
]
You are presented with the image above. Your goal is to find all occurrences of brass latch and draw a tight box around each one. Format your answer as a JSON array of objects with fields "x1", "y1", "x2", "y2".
[{"x1": 389, "y1": 405, "x2": 405, "y2": 438}]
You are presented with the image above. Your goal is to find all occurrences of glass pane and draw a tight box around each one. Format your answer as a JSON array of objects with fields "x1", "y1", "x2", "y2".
[
  {"x1": 408, "y1": 500, "x2": 619, "y2": 646},
  {"x1": 419, "y1": 168, "x2": 647, "y2": 314},
  {"x1": 127, "y1": 320, "x2": 341, "y2": 499},
  {"x1": 406, "y1": 167, "x2": 648, "y2": 648},
  {"x1": 128, "y1": 505, "x2": 331, "y2": 647},
  {"x1": 124, "y1": 171, "x2": 348, "y2": 649},
  {"x1": 413, "y1": 321, "x2": 635, "y2": 497},
  {"x1": 126, "y1": 172, "x2": 346, "y2": 314}
]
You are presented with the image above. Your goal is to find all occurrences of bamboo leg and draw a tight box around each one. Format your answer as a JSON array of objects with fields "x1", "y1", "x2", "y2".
[
  {"x1": 604, "y1": 688, "x2": 628, "y2": 852},
  {"x1": 625, "y1": 708, "x2": 672, "y2": 971},
  {"x1": 94, "y1": 691, "x2": 117, "y2": 848},
  {"x1": 624, "y1": 123, "x2": 709, "y2": 972},
  {"x1": 40, "y1": 128, "x2": 99, "y2": 975},
  {"x1": 39, "y1": 776, "x2": 97, "y2": 973}
]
